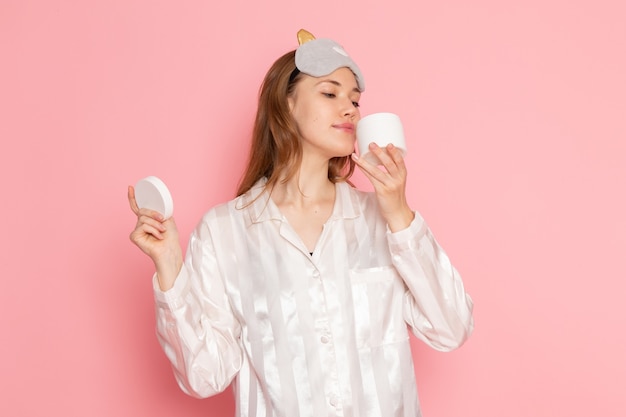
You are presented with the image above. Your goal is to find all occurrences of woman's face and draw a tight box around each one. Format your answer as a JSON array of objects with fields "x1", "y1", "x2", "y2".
[{"x1": 288, "y1": 67, "x2": 361, "y2": 159}]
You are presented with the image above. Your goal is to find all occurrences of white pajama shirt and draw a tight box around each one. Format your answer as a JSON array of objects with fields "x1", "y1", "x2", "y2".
[{"x1": 153, "y1": 179, "x2": 474, "y2": 417}]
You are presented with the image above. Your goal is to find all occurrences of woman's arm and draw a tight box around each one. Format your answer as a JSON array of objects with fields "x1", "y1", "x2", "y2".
[
  {"x1": 388, "y1": 214, "x2": 474, "y2": 351},
  {"x1": 352, "y1": 147, "x2": 474, "y2": 350},
  {"x1": 153, "y1": 219, "x2": 243, "y2": 398}
]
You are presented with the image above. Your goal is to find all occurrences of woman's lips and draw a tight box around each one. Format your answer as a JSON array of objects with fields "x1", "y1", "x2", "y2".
[{"x1": 333, "y1": 123, "x2": 355, "y2": 133}]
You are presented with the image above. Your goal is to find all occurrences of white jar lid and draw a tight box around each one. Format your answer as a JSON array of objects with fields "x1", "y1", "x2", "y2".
[{"x1": 134, "y1": 176, "x2": 174, "y2": 219}]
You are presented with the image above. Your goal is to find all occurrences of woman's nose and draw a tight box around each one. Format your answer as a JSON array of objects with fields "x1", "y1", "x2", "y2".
[{"x1": 342, "y1": 99, "x2": 357, "y2": 118}]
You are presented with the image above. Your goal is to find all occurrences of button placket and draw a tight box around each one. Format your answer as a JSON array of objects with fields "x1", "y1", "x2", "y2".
[{"x1": 319, "y1": 324, "x2": 332, "y2": 344}]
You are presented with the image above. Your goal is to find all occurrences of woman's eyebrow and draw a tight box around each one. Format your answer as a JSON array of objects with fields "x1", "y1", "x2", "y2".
[{"x1": 316, "y1": 79, "x2": 360, "y2": 93}]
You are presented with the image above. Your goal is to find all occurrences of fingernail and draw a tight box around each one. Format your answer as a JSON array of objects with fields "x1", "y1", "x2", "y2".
[{"x1": 351, "y1": 152, "x2": 359, "y2": 160}]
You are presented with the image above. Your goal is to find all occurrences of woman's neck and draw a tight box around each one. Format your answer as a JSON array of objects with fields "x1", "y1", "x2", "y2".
[
  {"x1": 274, "y1": 153, "x2": 335, "y2": 202},
  {"x1": 273, "y1": 170, "x2": 334, "y2": 207},
  {"x1": 271, "y1": 164, "x2": 337, "y2": 253}
]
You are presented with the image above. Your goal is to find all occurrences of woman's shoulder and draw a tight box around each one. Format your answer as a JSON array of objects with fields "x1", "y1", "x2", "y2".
[
  {"x1": 337, "y1": 180, "x2": 379, "y2": 215},
  {"x1": 198, "y1": 180, "x2": 267, "y2": 225},
  {"x1": 339, "y1": 180, "x2": 376, "y2": 200},
  {"x1": 190, "y1": 196, "x2": 248, "y2": 242}
]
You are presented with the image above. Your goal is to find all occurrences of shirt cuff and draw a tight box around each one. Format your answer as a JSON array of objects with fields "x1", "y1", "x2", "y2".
[
  {"x1": 153, "y1": 265, "x2": 192, "y2": 310},
  {"x1": 387, "y1": 211, "x2": 428, "y2": 246}
]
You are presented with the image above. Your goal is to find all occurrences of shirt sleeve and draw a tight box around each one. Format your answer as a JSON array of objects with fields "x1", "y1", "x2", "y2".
[
  {"x1": 387, "y1": 211, "x2": 475, "y2": 352},
  {"x1": 153, "y1": 219, "x2": 243, "y2": 398}
]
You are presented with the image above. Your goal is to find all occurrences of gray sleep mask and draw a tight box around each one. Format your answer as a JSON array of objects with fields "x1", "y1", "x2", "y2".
[{"x1": 294, "y1": 29, "x2": 365, "y2": 92}]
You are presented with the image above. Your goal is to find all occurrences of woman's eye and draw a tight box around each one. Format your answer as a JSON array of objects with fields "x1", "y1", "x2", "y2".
[
  {"x1": 323, "y1": 93, "x2": 336, "y2": 98},
  {"x1": 352, "y1": 101, "x2": 360, "y2": 108}
]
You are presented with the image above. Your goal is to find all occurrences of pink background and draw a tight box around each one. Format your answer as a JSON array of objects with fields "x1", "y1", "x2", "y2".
[{"x1": 2, "y1": 0, "x2": 625, "y2": 416}]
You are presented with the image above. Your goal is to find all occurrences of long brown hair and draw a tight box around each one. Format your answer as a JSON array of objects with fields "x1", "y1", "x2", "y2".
[{"x1": 236, "y1": 50, "x2": 355, "y2": 197}]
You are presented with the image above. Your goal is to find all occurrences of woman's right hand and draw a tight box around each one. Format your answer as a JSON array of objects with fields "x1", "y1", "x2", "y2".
[{"x1": 128, "y1": 185, "x2": 183, "y2": 291}]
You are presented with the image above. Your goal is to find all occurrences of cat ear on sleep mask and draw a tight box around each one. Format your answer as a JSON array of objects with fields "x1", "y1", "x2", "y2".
[{"x1": 294, "y1": 29, "x2": 365, "y2": 92}]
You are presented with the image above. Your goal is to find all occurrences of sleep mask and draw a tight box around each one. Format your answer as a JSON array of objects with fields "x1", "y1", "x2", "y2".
[{"x1": 294, "y1": 29, "x2": 365, "y2": 92}]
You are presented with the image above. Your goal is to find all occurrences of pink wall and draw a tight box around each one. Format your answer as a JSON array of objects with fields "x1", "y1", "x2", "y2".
[{"x1": 2, "y1": 0, "x2": 625, "y2": 415}]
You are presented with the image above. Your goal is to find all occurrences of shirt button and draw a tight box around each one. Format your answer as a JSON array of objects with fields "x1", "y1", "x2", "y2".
[
  {"x1": 320, "y1": 335, "x2": 330, "y2": 344},
  {"x1": 329, "y1": 396, "x2": 339, "y2": 407},
  {"x1": 312, "y1": 270, "x2": 320, "y2": 279}
]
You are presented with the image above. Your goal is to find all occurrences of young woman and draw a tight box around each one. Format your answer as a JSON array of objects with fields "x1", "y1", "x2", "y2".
[{"x1": 128, "y1": 30, "x2": 474, "y2": 417}]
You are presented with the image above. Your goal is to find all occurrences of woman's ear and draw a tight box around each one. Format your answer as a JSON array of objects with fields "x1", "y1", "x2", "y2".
[{"x1": 287, "y1": 94, "x2": 295, "y2": 113}]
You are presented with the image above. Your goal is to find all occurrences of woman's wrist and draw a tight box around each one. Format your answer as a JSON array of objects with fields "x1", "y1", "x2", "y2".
[
  {"x1": 154, "y1": 250, "x2": 183, "y2": 292},
  {"x1": 386, "y1": 207, "x2": 415, "y2": 233}
]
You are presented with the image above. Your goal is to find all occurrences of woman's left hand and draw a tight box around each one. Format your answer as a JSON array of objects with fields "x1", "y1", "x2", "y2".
[{"x1": 352, "y1": 143, "x2": 415, "y2": 232}]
